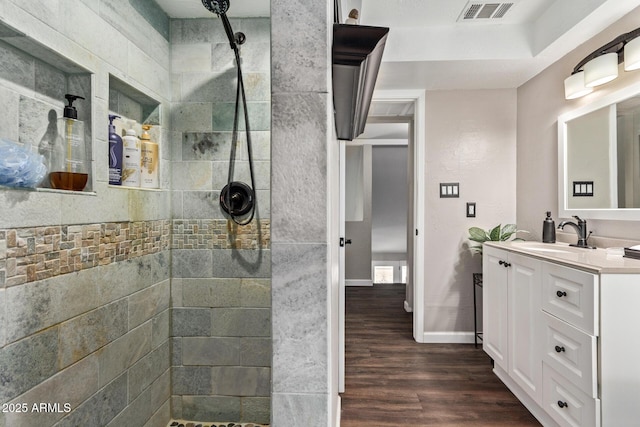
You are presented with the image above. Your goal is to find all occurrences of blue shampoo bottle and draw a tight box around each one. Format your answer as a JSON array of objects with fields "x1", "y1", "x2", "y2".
[{"x1": 108, "y1": 114, "x2": 123, "y2": 185}]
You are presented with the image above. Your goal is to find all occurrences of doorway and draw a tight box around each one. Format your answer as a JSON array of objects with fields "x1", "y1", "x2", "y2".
[{"x1": 338, "y1": 89, "x2": 426, "y2": 392}]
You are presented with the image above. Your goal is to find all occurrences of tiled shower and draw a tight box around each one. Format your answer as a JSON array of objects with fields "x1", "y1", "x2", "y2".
[
  {"x1": 169, "y1": 17, "x2": 271, "y2": 424},
  {"x1": 0, "y1": 1, "x2": 273, "y2": 426}
]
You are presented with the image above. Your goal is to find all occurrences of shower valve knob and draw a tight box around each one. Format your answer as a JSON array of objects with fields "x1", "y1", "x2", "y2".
[{"x1": 235, "y1": 32, "x2": 246, "y2": 45}]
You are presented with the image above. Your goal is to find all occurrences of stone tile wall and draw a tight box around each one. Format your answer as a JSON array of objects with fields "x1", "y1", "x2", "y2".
[
  {"x1": 169, "y1": 17, "x2": 271, "y2": 425},
  {"x1": 270, "y1": 0, "x2": 334, "y2": 425},
  {"x1": 0, "y1": 250, "x2": 171, "y2": 427},
  {"x1": 0, "y1": 1, "x2": 173, "y2": 426}
]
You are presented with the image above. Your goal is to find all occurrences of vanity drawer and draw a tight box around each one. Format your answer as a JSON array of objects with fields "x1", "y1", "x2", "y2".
[
  {"x1": 543, "y1": 363, "x2": 600, "y2": 427},
  {"x1": 542, "y1": 312, "x2": 597, "y2": 398},
  {"x1": 542, "y1": 263, "x2": 599, "y2": 335}
]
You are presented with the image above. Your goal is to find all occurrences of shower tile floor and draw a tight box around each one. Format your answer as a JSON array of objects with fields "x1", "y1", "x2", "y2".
[{"x1": 169, "y1": 421, "x2": 269, "y2": 427}]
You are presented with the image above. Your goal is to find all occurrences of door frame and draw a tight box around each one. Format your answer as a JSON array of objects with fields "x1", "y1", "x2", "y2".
[
  {"x1": 337, "y1": 88, "x2": 427, "y2": 392},
  {"x1": 370, "y1": 89, "x2": 426, "y2": 343}
]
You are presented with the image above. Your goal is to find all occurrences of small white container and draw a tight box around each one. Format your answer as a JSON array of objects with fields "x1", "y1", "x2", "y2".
[{"x1": 122, "y1": 128, "x2": 141, "y2": 187}]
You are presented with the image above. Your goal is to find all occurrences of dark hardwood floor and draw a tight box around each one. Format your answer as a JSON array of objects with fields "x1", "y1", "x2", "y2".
[{"x1": 340, "y1": 283, "x2": 541, "y2": 427}]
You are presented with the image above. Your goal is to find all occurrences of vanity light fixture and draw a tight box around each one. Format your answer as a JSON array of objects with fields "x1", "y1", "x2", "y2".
[
  {"x1": 564, "y1": 71, "x2": 593, "y2": 99},
  {"x1": 583, "y1": 52, "x2": 618, "y2": 87},
  {"x1": 624, "y1": 36, "x2": 640, "y2": 71},
  {"x1": 564, "y1": 26, "x2": 640, "y2": 99}
]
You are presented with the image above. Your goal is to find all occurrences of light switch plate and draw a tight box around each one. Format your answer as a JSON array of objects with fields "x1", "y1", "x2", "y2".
[
  {"x1": 573, "y1": 181, "x2": 594, "y2": 197},
  {"x1": 440, "y1": 182, "x2": 459, "y2": 198}
]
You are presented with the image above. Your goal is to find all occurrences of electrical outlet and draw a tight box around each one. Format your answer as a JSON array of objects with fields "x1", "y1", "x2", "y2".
[{"x1": 467, "y1": 202, "x2": 476, "y2": 217}]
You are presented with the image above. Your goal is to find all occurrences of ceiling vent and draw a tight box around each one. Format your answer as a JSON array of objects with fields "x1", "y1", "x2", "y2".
[{"x1": 458, "y1": 2, "x2": 515, "y2": 21}]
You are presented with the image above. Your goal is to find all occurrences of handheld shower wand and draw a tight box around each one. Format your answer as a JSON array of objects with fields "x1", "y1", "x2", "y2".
[{"x1": 201, "y1": 0, "x2": 256, "y2": 225}]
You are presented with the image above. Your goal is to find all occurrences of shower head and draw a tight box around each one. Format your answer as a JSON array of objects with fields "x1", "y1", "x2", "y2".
[
  {"x1": 201, "y1": 0, "x2": 230, "y2": 15},
  {"x1": 202, "y1": 0, "x2": 244, "y2": 51}
]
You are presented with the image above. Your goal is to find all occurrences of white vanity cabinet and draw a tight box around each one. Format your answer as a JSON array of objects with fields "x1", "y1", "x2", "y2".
[
  {"x1": 483, "y1": 245, "x2": 542, "y2": 403},
  {"x1": 540, "y1": 262, "x2": 599, "y2": 427},
  {"x1": 483, "y1": 241, "x2": 640, "y2": 427}
]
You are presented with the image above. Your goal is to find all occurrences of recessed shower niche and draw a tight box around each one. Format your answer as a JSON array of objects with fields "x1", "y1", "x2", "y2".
[
  {"x1": 108, "y1": 74, "x2": 162, "y2": 190},
  {"x1": 0, "y1": 20, "x2": 93, "y2": 193}
]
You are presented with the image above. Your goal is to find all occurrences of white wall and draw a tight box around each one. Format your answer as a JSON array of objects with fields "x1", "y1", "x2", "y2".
[
  {"x1": 371, "y1": 145, "x2": 408, "y2": 258},
  {"x1": 345, "y1": 145, "x2": 372, "y2": 281},
  {"x1": 423, "y1": 89, "x2": 517, "y2": 335},
  {"x1": 517, "y1": 4, "x2": 640, "y2": 242}
]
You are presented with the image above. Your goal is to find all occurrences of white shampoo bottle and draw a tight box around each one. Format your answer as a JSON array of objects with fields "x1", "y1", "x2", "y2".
[{"x1": 122, "y1": 128, "x2": 141, "y2": 187}]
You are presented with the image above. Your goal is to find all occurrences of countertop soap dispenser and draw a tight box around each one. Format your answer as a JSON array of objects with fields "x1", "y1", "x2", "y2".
[
  {"x1": 50, "y1": 94, "x2": 88, "y2": 191},
  {"x1": 542, "y1": 211, "x2": 556, "y2": 243},
  {"x1": 108, "y1": 114, "x2": 123, "y2": 186}
]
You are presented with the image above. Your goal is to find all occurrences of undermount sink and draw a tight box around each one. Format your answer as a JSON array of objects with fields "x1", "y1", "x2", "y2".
[{"x1": 511, "y1": 241, "x2": 578, "y2": 254}]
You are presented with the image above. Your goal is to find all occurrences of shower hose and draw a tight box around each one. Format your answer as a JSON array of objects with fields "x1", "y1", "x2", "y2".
[{"x1": 222, "y1": 31, "x2": 257, "y2": 226}]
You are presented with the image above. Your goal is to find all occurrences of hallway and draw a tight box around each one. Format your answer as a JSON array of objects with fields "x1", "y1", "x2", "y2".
[{"x1": 340, "y1": 283, "x2": 541, "y2": 427}]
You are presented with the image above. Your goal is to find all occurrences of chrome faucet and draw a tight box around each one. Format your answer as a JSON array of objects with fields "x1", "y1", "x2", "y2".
[{"x1": 557, "y1": 216, "x2": 595, "y2": 249}]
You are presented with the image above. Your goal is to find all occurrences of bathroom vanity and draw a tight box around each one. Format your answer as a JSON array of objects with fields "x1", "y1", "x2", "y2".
[{"x1": 483, "y1": 240, "x2": 640, "y2": 427}]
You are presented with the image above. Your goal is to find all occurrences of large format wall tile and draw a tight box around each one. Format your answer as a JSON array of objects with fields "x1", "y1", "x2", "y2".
[
  {"x1": 271, "y1": 0, "x2": 329, "y2": 94},
  {"x1": 1, "y1": 354, "x2": 99, "y2": 427},
  {"x1": 98, "y1": 322, "x2": 152, "y2": 388},
  {"x1": 55, "y1": 374, "x2": 128, "y2": 427},
  {"x1": 271, "y1": 92, "x2": 328, "y2": 243},
  {"x1": 58, "y1": 300, "x2": 128, "y2": 369},
  {"x1": 181, "y1": 396, "x2": 240, "y2": 422},
  {"x1": 272, "y1": 243, "x2": 328, "y2": 393},
  {"x1": 271, "y1": 392, "x2": 329, "y2": 427},
  {"x1": 0, "y1": 328, "x2": 58, "y2": 402}
]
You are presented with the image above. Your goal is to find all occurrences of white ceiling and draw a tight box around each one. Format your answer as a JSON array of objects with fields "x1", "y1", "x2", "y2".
[
  {"x1": 155, "y1": 0, "x2": 640, "y2": 90},
  {"x1": 155, "y1": 0, "x2": 269, "y2": 18}
]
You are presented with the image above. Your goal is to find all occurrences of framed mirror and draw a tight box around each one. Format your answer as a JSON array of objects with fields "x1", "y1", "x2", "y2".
[{"x1": 558, "y1": 80, "x2": 640, "y2": 220}]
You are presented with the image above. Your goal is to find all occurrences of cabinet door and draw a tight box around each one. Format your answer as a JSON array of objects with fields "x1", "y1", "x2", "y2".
[
  {"x1": 483, "y1": 246, "x2": 509, "y2": 371},
  {"x1": 508, "y1": 253, "x2": 542, "y2": 403}
]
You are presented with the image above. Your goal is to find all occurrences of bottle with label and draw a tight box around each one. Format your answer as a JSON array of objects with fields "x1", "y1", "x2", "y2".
[
  {"x1": 122, "y1": 128, "x2": 141, "y2": 187},
  {"x1": 108, "y1": 114, "x2": 123, "y2": 185},
  {"x1": 140, "y1": 124, "x2": 159, "y2": 189},
  {"x1": 50, "y1": 94, "x2": 88, "y2": 191}
]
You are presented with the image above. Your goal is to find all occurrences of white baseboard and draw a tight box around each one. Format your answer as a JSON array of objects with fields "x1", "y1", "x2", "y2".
[
  {"x1": 404, "y1": 300, "x2": 413, "y2": 312},
  {"x1": 422, "y1": 331, "x2": 475, "y2": 344},
  {"x1": 345, "y1": 279, "x2": 373, "y2": 287}
]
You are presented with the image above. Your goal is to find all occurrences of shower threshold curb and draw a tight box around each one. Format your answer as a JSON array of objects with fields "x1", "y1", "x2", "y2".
[{"x1": 169, "y1": 420, "x2": 269, "y2": 427}]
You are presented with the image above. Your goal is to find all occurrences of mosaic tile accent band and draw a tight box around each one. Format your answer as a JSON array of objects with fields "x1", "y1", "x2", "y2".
[
  {"x1": 0, "y1": 219, "x2": 271, "y2": 287},
  {"x1": 0, "y1": 220, "x2": 171, "y2": 287},
  {"x1": 172, "y1": 220, "x2": 270, "y2": 250}
]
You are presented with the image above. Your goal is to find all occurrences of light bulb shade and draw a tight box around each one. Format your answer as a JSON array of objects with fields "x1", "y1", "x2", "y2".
[
  {"x1": 624, "y1": 36, "x2": 640, "y2": 71},
  {"x1": 584, "y1": 52, "x2": 619, "y2": 87},
  {"x1": 564, "y1": 71, "x2": 593, "y2": 99}
]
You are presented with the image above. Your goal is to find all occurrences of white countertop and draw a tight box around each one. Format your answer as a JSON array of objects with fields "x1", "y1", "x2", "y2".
[{"x1": 485, "y1": 240, "x2": 640, "y2": 274}]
